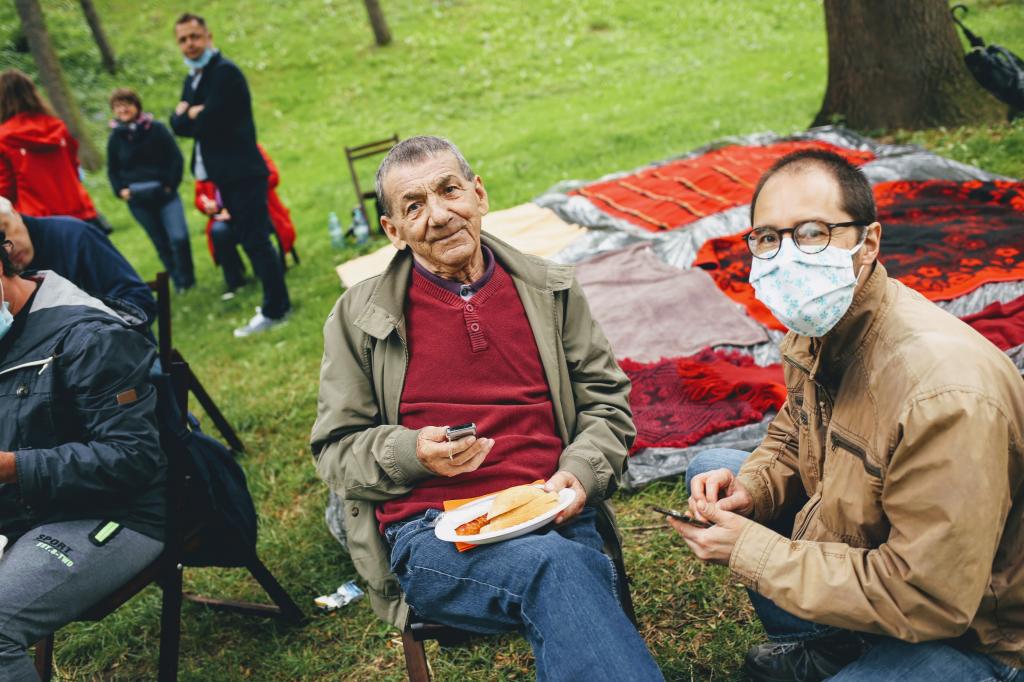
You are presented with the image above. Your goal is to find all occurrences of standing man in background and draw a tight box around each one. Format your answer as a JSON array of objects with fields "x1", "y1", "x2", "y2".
[{"x1": 169, "y1": 12, "x2": 291, "y2": 337}]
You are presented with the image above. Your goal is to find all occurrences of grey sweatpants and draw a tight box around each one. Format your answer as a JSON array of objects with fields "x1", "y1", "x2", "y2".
[{"x1": 0, "y1": 519, "x2": 163, "y2": 682}]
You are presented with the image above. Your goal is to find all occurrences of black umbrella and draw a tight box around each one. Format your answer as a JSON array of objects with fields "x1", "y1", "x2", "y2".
[{"x1": 951, "y1": 4, "x2": 1024, "y2": 115}]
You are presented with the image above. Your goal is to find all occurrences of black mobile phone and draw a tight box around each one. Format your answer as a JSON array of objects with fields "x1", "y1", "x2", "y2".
[
  {"x1": 650, "y1": 504, "x2": 712, "y2": 528},
  {"x1": 446, "y1": 422, "x2": 476, "y2": 441}
]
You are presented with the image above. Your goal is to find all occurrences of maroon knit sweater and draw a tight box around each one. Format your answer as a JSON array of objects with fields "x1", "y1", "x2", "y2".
[{"x1": 376, "y1": 262, "x2": 564, "y2": 530}]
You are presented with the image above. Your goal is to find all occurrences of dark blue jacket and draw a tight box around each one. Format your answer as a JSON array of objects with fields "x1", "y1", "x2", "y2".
[
  {"x1": 169, "y1": 52, "x2": 268, "y2": 185},
  {"x1": 0, "y1": 272, "x2": 166, "y2": 542},
  {"x1": 23, "y1": 215, "x2": 157, "y2": 325},
  {"x1": 106, "y1": 118, "x2": 184, "y2": 197}
]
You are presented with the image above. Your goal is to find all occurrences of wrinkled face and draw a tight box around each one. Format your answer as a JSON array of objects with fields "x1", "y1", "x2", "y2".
[
  {"x1": 112, "y1": 100, "x2": 139, "y2": 122},
  {"x1": 0, "y1": 212, "x2": 33, "y2": 271},
  {"x1": 752, "y1": 167, "x2": 880, "y2": 278},
  {"x1": 379, "y1": 153, "x2": 489, "y2": 272},
  {"x1": 175, "y1": 20, "x2": 211, "y2": 61}
]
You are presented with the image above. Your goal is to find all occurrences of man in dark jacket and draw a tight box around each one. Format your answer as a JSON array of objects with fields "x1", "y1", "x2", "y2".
[
  {"x1": 0, "y1": 230, "x2": 166, "y2": 679},
  {"x1": 0, "y1": 196, "x2": 156, "y2": 325},
  {"x1": 169, "y1": 12, "x2": 291, "y2": 337}
]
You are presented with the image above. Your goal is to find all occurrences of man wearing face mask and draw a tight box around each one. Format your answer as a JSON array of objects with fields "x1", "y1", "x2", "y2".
[
  {"x1": 669, "y1": 149, "x2": 1024, "y2": 681},
  {"x1": 0, "y1": 231, "x2": 166, "y2": 678},
  {"x1": 170, "y1": 12, "x2": 291, "y2": 337}
]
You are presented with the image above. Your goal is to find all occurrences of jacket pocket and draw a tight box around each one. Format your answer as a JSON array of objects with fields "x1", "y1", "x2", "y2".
[{"x1": 830, "y1": 432, "x2": 882, "y2": 479}]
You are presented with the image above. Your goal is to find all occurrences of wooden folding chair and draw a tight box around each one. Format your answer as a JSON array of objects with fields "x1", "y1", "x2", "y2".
[
  {"x1": 399, "y1": 515, "x2": 639, "y2": 682},
  {"x1": 32, "y1": 272, "x2": 304, "y2": 681},
  {"x1": 345, "y1": 133, "x2": 399, "y2": 232}
]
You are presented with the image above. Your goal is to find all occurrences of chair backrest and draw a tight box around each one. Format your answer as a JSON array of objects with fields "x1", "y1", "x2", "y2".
[
  {"x1": 146, "y1": 272, "x2": 173, "y2": 369},
  {"x1": 344, "y1": 134, "x2": 399, "y2": 229}
]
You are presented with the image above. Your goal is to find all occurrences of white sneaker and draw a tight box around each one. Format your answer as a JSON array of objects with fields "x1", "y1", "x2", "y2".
[
  {"x1": 233, "y1": 309, "x2": 289, "y2": 337},
  {"x1": 221, "y1": 290, "x2": 236, "y2": 301}
]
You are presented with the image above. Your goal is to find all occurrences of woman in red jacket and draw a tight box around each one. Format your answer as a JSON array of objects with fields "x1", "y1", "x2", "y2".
[
  {"x1": 194, "y1": 144, "x2": 296, "y2": 299},
  {"x1": 0, "y1": 70, "x2": 100, "y2": 227}
]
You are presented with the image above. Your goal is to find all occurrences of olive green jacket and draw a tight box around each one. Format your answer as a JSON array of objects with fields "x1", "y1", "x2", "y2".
[
  {"x1": 731, "y1": 262, "x2": 1024, "y2": 668},
  {"x1": 310, "y1": 233, "x2": 635, "y2": 628}
]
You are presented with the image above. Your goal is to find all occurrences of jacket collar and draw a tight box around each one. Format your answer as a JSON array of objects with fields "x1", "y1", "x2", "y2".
[
  {"x1": 353, "y1": 231, "x2": 574, "y2": 340},
  {"x1": 781, "y1": 260, "x2": 890, "y2": 383}
]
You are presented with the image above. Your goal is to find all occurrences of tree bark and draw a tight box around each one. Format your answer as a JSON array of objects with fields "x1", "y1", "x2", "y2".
[
  {"x1": 78, "y1": 0, "x2": 117, "y2": 74},
  {"x1": 363, "y1": 0, "x2": 392, "y2": 47},
  {"x1": 13, "y1": 0, "x2": 102, "y2": 171},
  {"x1": 814, "y1": 0, "x2": 1006, "y2": 130}
]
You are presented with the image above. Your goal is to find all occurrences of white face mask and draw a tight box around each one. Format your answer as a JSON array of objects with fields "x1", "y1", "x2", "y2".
[{"x1": 749, "y1": 237, "x2": 865, "y2": 338}]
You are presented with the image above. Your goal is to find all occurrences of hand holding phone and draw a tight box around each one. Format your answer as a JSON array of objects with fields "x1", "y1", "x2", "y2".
[{"x1": 650, "y1": 504, "x2": 712, "y2": 528}]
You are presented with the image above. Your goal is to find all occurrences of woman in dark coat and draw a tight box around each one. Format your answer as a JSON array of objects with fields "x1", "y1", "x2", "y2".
[{"x1": 107, "y1": 88, "x2": 195, "y2": 291}]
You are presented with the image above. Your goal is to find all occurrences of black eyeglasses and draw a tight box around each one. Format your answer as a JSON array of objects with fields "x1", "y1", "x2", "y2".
[{"x1": 745, "y1": 220, "x2": 870, "y2": 260}]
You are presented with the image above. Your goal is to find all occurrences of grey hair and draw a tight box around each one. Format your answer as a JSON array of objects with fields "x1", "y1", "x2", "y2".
[{"x1": 375, "y1": 136, "x2": 474, "y2": 217}]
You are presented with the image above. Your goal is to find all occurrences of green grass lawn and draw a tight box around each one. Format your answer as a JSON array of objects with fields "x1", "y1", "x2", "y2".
[{"x1": 1, "y1": 0, "x2": 1023, "y2": 679}]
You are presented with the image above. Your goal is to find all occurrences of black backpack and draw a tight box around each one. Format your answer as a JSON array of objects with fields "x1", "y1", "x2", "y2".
[
  {"x1": 952, "y1": 4, "x2": 1024, "y2": 114},
  {"x1": 154, "y1": 370, "x2": 258, "y2": 567}
]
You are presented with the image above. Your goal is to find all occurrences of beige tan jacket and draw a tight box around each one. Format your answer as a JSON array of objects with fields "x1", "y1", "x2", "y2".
[
  {"x1": 310, "y1": 233, "x2": 635, "y2": 628},
  {"x1": 731, "y1": 262, "x2": 1024, "y2": 668}
]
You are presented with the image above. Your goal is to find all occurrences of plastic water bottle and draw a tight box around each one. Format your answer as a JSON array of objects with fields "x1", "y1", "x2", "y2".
[
  {"x1": 327, "y1": 211, "x2": 344, "y2": 248},
  {"x1": 352, "y1": 206, "x2": 370, "y2": 245}
]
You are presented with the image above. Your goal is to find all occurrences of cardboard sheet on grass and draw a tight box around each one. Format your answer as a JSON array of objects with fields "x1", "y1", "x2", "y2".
[{"x1": 335, "y1": 202, "x2": 585, "y2": 288}]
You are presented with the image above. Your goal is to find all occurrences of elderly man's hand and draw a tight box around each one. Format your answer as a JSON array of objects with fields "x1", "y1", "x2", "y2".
[
  {"x1": 187, "y1": 104, "x2": 205, "y2": 120},
  {"x1": 175, "y1": 101, "x2": 190, "y2": 116},
  {"x1": 688, "y1": 467, "x2": 754, "y2": 523},
  {"x1": 415, "y1": 426, "x2": 494, "y2": 478},
  {"x1": 544, "y1": 471, "x2": 586, "y2": 524},
  {"x1": 668, "y1": 500, "x2": 749, "y2": 565}
]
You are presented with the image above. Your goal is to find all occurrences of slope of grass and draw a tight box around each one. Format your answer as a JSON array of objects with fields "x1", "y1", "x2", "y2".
[{"x1": 0, "y1": 1, "x2": 1022, "y2": 679}]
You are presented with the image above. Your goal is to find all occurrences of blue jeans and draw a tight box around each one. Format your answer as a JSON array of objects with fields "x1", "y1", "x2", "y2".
[
  {"x1": 686, "y1": 449, "x2": 1022, "y2": 680},
  {"x1": 386, "y1": 507, "x2": 664, "y2": 682},
  {"x1": 210, "y1": 220, "x2": 246, "y2": 290},
  {"x1": 128, "y1": 194, "x2": 195, "y2": 291}
]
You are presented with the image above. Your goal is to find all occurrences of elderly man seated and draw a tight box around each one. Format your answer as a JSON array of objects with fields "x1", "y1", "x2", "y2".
[
  {"x1": 311, "y1": 136, "x2": 663, "y2": 681},
  {"x1": 0, "y1": 230, "x2": 166, "y2": 679},
  {"x1": 0, "y1": 195, "x2": 156, "y2": 326},
  {"x1": 671, "y1": 149, "x2": 1024, "y2": 681}
]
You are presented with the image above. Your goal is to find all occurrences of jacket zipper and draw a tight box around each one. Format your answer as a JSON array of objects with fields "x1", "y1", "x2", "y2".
[
  {"x1": 0, "y1": 356, "x2": 54, "y2": 378},
  {"x1": 793, "y1": 496, "x2": 822, "y2": 540},
  {"x1": 831, "y1": 432, "x2": 882, "y2": 478}
]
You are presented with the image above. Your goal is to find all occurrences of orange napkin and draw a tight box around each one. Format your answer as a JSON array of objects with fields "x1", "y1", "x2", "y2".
[{"x1": 443, "y1": 480, "x2": 545, "y2": 552}]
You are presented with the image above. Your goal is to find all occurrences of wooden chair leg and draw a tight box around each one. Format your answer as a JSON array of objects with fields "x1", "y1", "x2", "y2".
[
  {"x1": 246, "y1": 556, "x2": 305, "y2": 624},
  {"x1": 157, "y1": 564, "x2": 183, "y2": 682},
  {"x1": 401, "y1": 629, "x2": 431, "y2": 682},
  {"x1": 33, "y1": 633, "x2": 54, "y2": 681}
]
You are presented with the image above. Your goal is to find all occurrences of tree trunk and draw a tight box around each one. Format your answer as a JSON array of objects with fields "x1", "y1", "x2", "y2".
[
  {"x1": 78, "y1": 0, "x2": 117, "y2": 74},
  {"x1": 813, "y1": 0, "x2": 1006, "y2": 130},
  {"x1": 13, "y1": 0, "x2": 102, "y2": 171},
  {"x1": 363, "y1": 0, "x2": 392, "y2": 47}
]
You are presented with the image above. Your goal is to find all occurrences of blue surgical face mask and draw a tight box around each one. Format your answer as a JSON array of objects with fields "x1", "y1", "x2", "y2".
[
  {"x1": 749, "y1": 236, "x2": 866, "y2": 338},
  {"x1": 0, "y1": 278, "x2": 13, "y2": 342},
  {"x1": 183, "y1": 47, "x2": 218, "y2": 72}
]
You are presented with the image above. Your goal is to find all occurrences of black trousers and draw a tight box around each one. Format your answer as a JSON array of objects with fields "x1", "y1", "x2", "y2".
[{"x1": 217, "y1": 177, "x2": 290, "y2": 319}]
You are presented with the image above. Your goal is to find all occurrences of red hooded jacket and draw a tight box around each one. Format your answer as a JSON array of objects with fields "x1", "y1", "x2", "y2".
[
  {"x1": 194, "y1": 144, "x2": 296, "y2": 261},
  {"x1": 0, "y1": 112, "x2": 97, "y2": 220}
]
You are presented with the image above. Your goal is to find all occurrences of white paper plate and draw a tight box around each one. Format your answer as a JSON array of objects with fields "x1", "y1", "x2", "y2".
[{"x1": 434, "y1": 486, "x2": 576, "y2": 545}]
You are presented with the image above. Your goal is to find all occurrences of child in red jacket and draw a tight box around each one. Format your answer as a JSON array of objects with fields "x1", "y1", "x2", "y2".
[{"x1": 194, "y1": 144, "x2": 297, "y2": 298}]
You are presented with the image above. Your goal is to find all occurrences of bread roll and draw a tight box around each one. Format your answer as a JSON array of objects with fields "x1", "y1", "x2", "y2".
[
  {"x1": 483, "y1": 491, "x2": 559, "y2": 532},
  {"x1": 486, "y1": 485, "x2": 544, "y2": 521}
]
